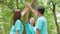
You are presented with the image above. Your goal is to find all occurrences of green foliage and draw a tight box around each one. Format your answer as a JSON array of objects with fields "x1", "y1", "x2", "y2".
[{"x1": 0, "y1": 0, "x2": 60, "y2": 34}]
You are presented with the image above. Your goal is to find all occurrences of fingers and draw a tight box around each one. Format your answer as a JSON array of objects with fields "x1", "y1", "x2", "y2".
[{"x1": 26, "y1": 2, "x2": 31, "y2": 8}]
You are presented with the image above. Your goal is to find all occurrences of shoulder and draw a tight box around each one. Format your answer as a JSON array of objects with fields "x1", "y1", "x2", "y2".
[
  {"x1": 16, "y1": 20, "x2": 22, "y2": 23},
  {"x1": 15, "y1": 20, "x2": 22, "y2": 25},
  {"x1": 16, "y1": 20, "x2": 21, "y2": 22},
  {"x1": 38, "y1": 16, "x2": 47, "y2": 21}
]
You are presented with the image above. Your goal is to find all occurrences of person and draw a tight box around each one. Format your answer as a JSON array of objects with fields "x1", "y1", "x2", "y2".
[
  {"x1": 27, "y1": 3, "x2": 48, "y2": 34},
  {"x1": 10, "y1": 3, "x2": 29, "y2": 34},
  {"x1": 25, "y1": 12, "x2": 36, "y2": 34},
  {"x1": 29, "y1": 17, "x2": 35, "y2": 26}
]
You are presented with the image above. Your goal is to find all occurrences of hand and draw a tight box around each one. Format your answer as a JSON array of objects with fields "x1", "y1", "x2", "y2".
[{"x1": 26, "y1": 2, "x2": 31, "y2": 8}]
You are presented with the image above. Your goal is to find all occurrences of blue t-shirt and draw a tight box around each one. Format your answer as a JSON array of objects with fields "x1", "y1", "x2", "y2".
[
  {"x1": 10, "y1": 25, "x2": 15, "y2": 34},
  {"x1": 36, "y1": 16, "x2": 48, "y2": 34},
  {"x1": 10, "y1": 20, "x2": 24, "y2": 34},
  {"x1": 26, "y1": 22, "x2": 36, "y2": 34}
]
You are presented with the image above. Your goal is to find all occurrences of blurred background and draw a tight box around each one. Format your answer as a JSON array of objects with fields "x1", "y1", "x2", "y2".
[{"x1": 0, "y1": 0, "x2": 60, "y2": 34}]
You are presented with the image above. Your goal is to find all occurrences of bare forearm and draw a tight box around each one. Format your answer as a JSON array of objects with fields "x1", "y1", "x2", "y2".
[
  {"x1": 30, "y1": 7, "x2": 37, "y2": 16},
  {"x1": 21, "y1": 7, "x2": 29, "y2": 17},
  {"x1": 26, "y1": 12, "x2": 29, "y2": 21},
  {"x1": 16, "y1": 31, "x2": 18, "y2": 34},
  {"x1": 36, "y1": 30, "x2": 40, "y2": 34}
]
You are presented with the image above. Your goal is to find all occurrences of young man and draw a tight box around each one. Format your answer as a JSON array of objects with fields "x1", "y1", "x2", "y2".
[{"x1": 28, "y1": 3, "x2": 48, "y2": 34}]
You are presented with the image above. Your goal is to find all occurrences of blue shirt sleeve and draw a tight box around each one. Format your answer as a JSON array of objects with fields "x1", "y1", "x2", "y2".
[
  {"x1": 26, "y1": 22, "x2": 35, "y2": 34},
  {"x1": 14, "y1": 20, "x2": 21, "y2": 31},
  {"x1": 10, "y1": 26, "x2": 14, "y2": 34},
  {"x1": 36, "y1": 19, "x2": 43, "y2": 31}
]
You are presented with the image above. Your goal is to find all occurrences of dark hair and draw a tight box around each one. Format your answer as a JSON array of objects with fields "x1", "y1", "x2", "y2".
[
  {"x1": 13, "y1": 9, "x2": 21, "y2": 25},
  {"x1": 33, "y1": 22, "x2": 35, "y2": 26},
  {"x1": 29, "y1": 17, "x2": 35, "y2": 26},
  {"x1": 37, "y1": 6, "x2": 45, "y2": 14}
]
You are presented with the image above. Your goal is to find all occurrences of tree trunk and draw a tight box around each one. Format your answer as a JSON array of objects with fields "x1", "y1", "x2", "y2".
[
  {"x1": 16, "y1": 0, "x2": 18, "y2": 9},
  {"x1": 52, "y1": 2, "x2": 60, "y2": 34}
]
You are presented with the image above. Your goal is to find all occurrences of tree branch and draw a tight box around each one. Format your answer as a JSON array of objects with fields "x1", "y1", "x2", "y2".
[
  {"x1": 51, "y1": 1, "x2": 60, "y2": 34},
  {"x1": 16, "y1": 0, "x2": 18, "y2": 9},
  {"x1": 0, "y1": 0, "x2": 2, "y2": 3},
  {"x1": 2, "y1": 0, "x2": 13, "y2": 9},
  {"x1": 20, "y1": 0, "x2": 25, "y2": 5},
  {"x1": 31, "y1": 0, "x2": 38, "y2": 10}
]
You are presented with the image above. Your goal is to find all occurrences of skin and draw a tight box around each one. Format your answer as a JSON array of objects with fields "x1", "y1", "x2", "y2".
[
  {"x1": 27, "y1": 2, "x2": 42, "y2": 34},
  {"x1": 16, "y1": 31, "x2": 18, "y2": 34},
  {"x1": 16, "y1": 2, "x2": 29, "y2": 34},
  {"x1": 18, "y1": 2, "x2": 42, "y2": 34},
  {"x1": 26, "y1": 9, "x2": 35, "y2": 26},
  {"x1": 29, "y1": 18, "x2": 35, "y2": 26},
  {"x1": 30, "y1": 8, "x2": 41, "y2": 34},
  {"x1": 21, "y1": 5, "x2": 29, "y2": 17},
  {"x1": 29, "y1": 9, "x2": 41, "y2": 34},
  {"x1": 36, "y1": 30, "x2": 40, "y2": 34}
]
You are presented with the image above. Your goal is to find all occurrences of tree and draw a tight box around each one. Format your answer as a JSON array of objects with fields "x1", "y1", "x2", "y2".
[{"x1": 0, "y1": 0, "x2": 60, "y2": 34}]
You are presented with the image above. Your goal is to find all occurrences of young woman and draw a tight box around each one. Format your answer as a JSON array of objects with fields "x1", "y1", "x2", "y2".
[
  {"x1": 10, "y1": 5, "x2": 29, "y2": 34},
  {"x1": 26, "y1": 12, "x2": 36, "y2": 34}
]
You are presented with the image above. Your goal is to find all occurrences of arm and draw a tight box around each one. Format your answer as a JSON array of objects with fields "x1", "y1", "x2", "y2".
[
  {"x1": 29, "y1": 6, "x2": 37, "y2": 16},
  {"x1": 36, "y1": 19, "x2": 42, "y2": 34},
  {"x1": 16, "y1": 31, "x2": 18, "y2": 34},
  {"x1": 36, "y1": 29, "x2": 40, "y2": 34},
  {"x1": 14, "y1": 20, "x2": 21, "y2": 34},
  {"x1": 26, "y1": 2, "x2": 37, "y2": 16},
  {"x1": 21, "y1": 7, "x2": 29, "y2": 17},
  {"x1": 26, "y1": 11, "x2": 29, "y2": 21}
]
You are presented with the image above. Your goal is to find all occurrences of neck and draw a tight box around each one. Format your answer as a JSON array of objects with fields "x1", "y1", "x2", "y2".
[
  {"x1": 30, "y1": 23, "x2": 33, "y2": 26},
  {"x1": 39, "y1": 14, "x2": 43, "y2": 17}
]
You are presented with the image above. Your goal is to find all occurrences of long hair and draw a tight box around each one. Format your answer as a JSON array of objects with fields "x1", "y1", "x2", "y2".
[{"x1": 13, "y1": 9, "x2": 21, "y2": 25}]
